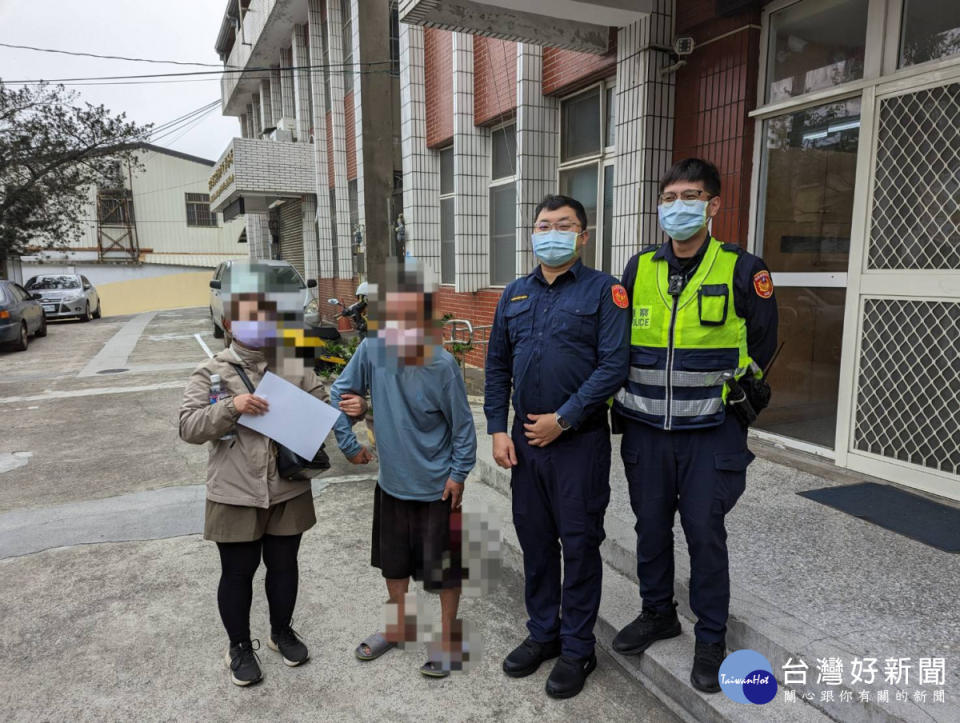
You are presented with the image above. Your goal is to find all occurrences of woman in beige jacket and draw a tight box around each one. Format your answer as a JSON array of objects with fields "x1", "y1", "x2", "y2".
[{"x1": 180, "y1": 289, "x2": 347, "y2": 686}]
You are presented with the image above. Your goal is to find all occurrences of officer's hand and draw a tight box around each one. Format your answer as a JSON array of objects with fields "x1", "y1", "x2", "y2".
[
  {"x1": 338, "y1": 393, "x2": 367, "y2": 417},
  {"x1": 524, "y1": 413, "x2": 563, "y2": 448},
  {"x1": 234, "y1": 394, "x2": 269, "y2": 415},
  {"x1": 441, "y1": 478, "x2": 464, "y2": 510},
  {"x1": 348, "y1": 447, "x2": 373, "y2": 464},
  {"x1": 492, "y1": 432, "x2": 517, "y2": 468}
]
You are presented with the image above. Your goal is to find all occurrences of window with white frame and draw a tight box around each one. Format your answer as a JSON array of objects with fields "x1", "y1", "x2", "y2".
[
  {"x1": 185, "y1": 193, "x2": 217, "y2": 227},
  {"x1": 558, "y1": 82, "x2": 615, "y2": 273},
  {"x1": 899, "y1": 0, "x2": 960, "y2": 67},
  {"x1": 490, "y1": 124, "x2": 517, "y2": 286},
  {"x1": 439, "y1": 146, "x2": 454, "y2": 284},
  {"x1": 751, "y1": 0, "x2": 960, "y2": 452}
]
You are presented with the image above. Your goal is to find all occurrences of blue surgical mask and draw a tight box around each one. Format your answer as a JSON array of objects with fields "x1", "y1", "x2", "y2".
[
  {"x1": 658, "y1": 200, "x2": 708, "y2": 241},
  {"x1": 231, "y1": 320, "x2": 276, "y2": 348},
  {"x1": 532, "y1": 230, "x2": 579, "y2": 267}
]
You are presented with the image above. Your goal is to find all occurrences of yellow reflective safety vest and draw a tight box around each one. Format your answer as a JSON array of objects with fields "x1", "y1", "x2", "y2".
[{"x1": 613, "y1": 237, "x2": 757, "y2": 430}]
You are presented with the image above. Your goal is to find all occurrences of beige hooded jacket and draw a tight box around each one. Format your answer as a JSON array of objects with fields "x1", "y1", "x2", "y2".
[{"x1": 179, "y1": 342, "x2": 328, "y2": 508}]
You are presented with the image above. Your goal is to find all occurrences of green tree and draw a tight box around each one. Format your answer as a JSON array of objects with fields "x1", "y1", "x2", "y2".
[{"x1": 0, "y1": 82, "x2": 152, "y2": 275}]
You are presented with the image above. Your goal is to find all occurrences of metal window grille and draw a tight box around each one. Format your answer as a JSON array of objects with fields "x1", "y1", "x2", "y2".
[
  {"x1": 854, "y1": 299, "x2": 960, "y2": 475},
  {"x1": 98, "y1": 189, "x2": 134, "y2": 226},
  {"x1": 185, "y1": 192, "x2": 217, "y2": 227},
  {"x1": 868, "y1": 83, "x2": 960, "y2": 270}
]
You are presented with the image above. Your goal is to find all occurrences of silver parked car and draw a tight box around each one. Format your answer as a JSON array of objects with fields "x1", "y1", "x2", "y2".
[
  {"x1": 24, "y1": 274, "x2": 101, "y2": 322},
  {"x1": 209, "y1": 259, "x2": 319, "y2": 341}
]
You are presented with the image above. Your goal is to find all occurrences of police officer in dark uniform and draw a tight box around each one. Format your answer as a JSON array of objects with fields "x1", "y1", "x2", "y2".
[
  {"x1": 611, "y1": 159, "x2": 778, "y2": 693},
  {"x1": 485, "y1": 194, "x2": 629, "y2": 699}
]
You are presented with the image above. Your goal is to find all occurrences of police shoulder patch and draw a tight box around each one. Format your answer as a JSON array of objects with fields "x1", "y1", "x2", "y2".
[
  {"x1": 612, "y1": 284, "x2": 629, "y2": 308},
  {"x1": 753, "y1": 270, "x2": 773, "y2": 299}
]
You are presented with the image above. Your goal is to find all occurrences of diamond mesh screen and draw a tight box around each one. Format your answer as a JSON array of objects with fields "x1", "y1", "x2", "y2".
[
  {"x1": 868, "y1": 83, "x2": 960, "y2": 270},
  {"x1": 854, "y1": 299, "x2": 960, "y2": 475}
]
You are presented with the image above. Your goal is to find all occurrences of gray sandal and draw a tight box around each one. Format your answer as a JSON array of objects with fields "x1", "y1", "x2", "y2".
[
  {"x1": 420, "y1": 659, "x2": 450, "y2": 678},
  {"x1": 355, "y1": 632, "x2": 396, "y2": 661}
]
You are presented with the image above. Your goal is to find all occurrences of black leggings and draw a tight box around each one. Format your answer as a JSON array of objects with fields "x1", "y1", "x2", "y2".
[{"x1": 216, "y1": 533, "x2": 302, "y2": 646}]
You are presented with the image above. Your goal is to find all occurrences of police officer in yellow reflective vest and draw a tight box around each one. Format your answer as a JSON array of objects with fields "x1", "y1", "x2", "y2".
[{"x1": 610, "y1": 158, "x2": 778, "y2": 693}]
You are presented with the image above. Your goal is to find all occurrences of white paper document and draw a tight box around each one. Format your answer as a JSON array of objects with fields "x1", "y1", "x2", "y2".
[{"x1": 237, "y1": 371, "x2": 341, "y2": 460}]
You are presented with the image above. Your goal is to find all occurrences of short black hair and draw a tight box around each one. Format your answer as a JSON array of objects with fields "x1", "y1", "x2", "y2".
[
  {"x1": 659, "y1": 158, "x2": 721, "y2": 197},
  {"x1": 534, "y1": 194, "x2": 588, "y2": 231}
]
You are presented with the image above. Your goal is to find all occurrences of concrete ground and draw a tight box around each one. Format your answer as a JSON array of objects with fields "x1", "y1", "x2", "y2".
[{"x1": 0, "y1": 307, "x2": 677, "y2": 722}]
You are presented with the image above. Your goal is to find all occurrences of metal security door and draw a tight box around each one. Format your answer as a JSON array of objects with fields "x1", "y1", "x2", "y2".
[
  {"x1": 278, "y1": 199, "x2": 305, "y2": 278},
  {"x1": 839, "y1": 76, "x2": 960, "y2": 501}
]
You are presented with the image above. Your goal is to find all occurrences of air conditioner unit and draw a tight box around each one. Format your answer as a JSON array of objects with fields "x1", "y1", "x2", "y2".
[
  {"x1": 276, "y1": 117, "x2": 297, "y2": 132},
  {"x1": 270, "y1": 128, "x2": 294, "y2": 143}
]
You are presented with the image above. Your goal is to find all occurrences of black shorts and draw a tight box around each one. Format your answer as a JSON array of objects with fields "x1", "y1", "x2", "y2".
[{"x1": 371, "y1": 484, "x2": 464, "y2": 590}]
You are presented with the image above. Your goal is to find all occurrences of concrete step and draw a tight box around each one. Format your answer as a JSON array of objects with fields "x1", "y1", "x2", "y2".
[
  {"x1": 468, "y1": 455, "x2": 942, "y2": 722},
  {"x1": 468, "y1": 473, "x2": 830, "y2": 723}
]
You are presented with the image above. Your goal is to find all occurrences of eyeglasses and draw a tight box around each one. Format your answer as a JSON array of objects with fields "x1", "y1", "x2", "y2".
[
  {"x1": 658, "y1": 189, "x2": 711, "y2": 206},
  {"x1": 533, "y1": 221, "x2": 581, "y2": 233}
]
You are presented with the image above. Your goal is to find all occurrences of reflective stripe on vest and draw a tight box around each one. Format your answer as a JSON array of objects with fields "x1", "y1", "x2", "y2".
[{"x1": 619, "y1": 237, "x2": 754, "y2": 430}]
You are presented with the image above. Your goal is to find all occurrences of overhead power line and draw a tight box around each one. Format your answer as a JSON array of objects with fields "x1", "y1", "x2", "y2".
[
  {"x1": 0, "y1": 41, "x2": 228, "y2": 68},
  {"x1": 1, "y1": 60, "x2": 395, "y2": 85}
]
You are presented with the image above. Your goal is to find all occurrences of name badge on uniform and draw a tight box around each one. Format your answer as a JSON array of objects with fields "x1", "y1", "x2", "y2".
[{"x1": 510, "y1": 294, "x2": 528, "y2": 302}]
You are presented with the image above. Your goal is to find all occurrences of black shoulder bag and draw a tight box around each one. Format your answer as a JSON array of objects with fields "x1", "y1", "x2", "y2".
[{"x1": 229, "y1": 363, "x2": 331, "y2": 480}]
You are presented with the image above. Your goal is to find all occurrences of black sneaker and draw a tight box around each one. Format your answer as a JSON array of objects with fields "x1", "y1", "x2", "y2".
[
  {"x1": 268, "y1": 626, "x2": 309, "y2": 667},
  {"x1": 690, "y1": 641, "x2": 726, "y2": 693},
  {"x1": 225, "y1": 639, "x2": 263, "y2": 687},
  {"x1": 612, "y1": 603, "x2": 682, "y2": 655},
  {"x1": 502, "y1": 636, "x2": 561, "y2": 678},
  {"x1": 545, "y1": 653, "x2": 597, "y2": 699}
]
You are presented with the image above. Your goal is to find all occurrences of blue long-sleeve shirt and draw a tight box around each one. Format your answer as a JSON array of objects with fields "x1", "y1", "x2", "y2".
[
  {"x1": 330, "y1": 338, "x2": 477, "y2": 502},
  {"x1": 483, "y1": 259, "x2": 630, "y2": 435}
]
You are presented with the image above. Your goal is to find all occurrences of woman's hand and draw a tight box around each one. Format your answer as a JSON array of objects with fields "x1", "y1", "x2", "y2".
[
  {"x1": 234, "y1": 393, "x2": 269, "y2": 415},
  {"x1": 338, "y1": 393, "x2": 367, "y2": 417}
]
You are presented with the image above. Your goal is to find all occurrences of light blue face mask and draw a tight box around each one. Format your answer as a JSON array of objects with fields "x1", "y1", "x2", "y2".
[
  {"x1": 532, "y1": 229, "x2": 579, "y2": 267},
  {"x1": 658, "y1": 199, "x2": 708, "y2": 241}
]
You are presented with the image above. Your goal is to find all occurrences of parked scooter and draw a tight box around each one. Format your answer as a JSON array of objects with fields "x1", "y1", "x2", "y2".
[{"x1": 327, "y1": 281, "x2": 368, "y2": 338}]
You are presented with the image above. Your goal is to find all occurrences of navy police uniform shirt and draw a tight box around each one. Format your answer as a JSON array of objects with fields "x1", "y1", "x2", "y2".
[
  {"x1": 620, "y1": 238, "x2": 779, "y2": 369},
  {"x1": 484, "y1": 259, "x2": 630, "y2": 435}
]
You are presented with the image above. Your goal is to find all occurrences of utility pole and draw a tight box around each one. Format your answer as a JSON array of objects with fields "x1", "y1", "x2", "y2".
[{"x1": 357, "y1": 0, "x2": 400, "y2": 274}]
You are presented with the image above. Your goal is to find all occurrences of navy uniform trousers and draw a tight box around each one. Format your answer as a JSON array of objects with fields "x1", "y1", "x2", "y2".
[
  {"x1": 619, "y1": 413, "x2": 754, "y2": 644},
  {"x1": 510, "y1": 415, "x2": 611, "y2": 660}
]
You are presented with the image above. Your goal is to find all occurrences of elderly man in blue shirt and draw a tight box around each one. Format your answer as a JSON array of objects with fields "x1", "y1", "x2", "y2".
[
  {"x1": 484, "y1": 194, "x2": 630, "y2": 699},
  {"x1": 330, "y1": 262, "x2": 477, "y2": 679}
]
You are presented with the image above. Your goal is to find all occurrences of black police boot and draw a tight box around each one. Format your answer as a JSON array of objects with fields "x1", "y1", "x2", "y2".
[
  {"x1": 690, "y1": 640, "x2": 726, "y2": 693},
  {"x1": 545, "y1": 653, "x2": 597, "y2": 699},
  {"x1": 502, "y1": 636, "x2": 561, "y2": 678},
  {"x1": 224, "y1": 639, "x2": 263, "y2": 687},
  {"x1": 612, "y1": 603, "x2": 682, "y2": 655}
]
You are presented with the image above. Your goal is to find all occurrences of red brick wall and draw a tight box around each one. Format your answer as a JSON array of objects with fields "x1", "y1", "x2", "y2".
[
  {"x1": 425, "y1": 28, "x2": 453, "y2": 148},
  {"x1": 344, "y1": 91, "x2": 357, "y2": 181},
  {"x1": 326, "y1": 111, "x2": 335, "y2": 189},
  {"x1": 317, "y1": 276, "x2": 361, "y2": 325},
  {"x1": 473, "y1": 37, "x2": 517, "y2": 126},
  {"x1": 542, "y1": 33, "x2": 617, "y2": 97},
  {"x1": 672, "y1": 8, "x2": 762, "y2": 247},
  {"x1": 435, "y1": 287, "x2": 502, "y2": 367}
]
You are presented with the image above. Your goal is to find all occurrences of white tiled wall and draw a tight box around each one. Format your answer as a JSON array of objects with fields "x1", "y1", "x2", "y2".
[
  {"x1": 611, "y1": 0, "x2": 675, "y2": 272},
  {"x1": 398, "y1": 23, "x2": 441, "y2": 275},
  {"x1": 307, "y1": 0, "x2": 335, "y2": 279},
  {"x1": 453, "y1": 32, "x2": 491, "y2": 293},
  {"x1": 516, "y1": 43, "x2": 558, "y2": 278},
  {"x1": 325, "y1": 0, "x2": 355, "y2": 279}
]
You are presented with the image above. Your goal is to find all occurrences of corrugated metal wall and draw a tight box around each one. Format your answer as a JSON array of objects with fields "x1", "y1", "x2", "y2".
[{"x1": 278, "y1": 199, "x2": 305, "y2": 277}]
